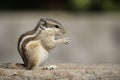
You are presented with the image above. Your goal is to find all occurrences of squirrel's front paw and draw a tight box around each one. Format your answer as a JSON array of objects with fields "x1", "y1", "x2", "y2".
[
  {"x1": 64, "y1": 37, "x2": 70, "y2": 45},
  {"x1": 42, "y1": 65, "x2": 58, "y2": 70}
]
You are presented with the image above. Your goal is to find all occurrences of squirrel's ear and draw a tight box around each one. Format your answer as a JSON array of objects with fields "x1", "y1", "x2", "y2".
[{"x1": 38, "y1": 18, "x2": 47, "y2": 30}]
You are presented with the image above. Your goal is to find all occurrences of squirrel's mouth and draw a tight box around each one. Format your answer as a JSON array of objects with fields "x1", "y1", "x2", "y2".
[{"x1": 55, "y1": 34, "x2": 64, "y2": 40}]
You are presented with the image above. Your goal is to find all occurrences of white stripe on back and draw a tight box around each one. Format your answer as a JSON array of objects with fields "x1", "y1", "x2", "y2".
[{"x1": 19, "y1": 28, "x2": 41, "y2": 53}]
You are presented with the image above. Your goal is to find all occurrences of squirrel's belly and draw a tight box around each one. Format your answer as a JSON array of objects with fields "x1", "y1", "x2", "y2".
[
  {"x1": 25, "y1": 40, "x2": 48, "y2": 66},
  {"x1": 37, "y1": 46, "x2": 48, "y2": 66}
]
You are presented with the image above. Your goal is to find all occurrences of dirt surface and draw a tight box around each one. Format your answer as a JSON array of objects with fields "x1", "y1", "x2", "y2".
[{"x1": 0, "y1": 63, "x2": 120, "y2": 80}]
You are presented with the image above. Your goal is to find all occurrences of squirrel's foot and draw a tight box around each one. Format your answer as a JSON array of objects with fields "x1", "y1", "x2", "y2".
[{"x1": 42, "y1": 65, "x2": 58, "y2": 70}]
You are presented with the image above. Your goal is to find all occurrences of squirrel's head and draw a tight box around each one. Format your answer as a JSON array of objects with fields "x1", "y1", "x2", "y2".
[{"x1": 36, "y1": 18, "x2": 66, "y2": 34}]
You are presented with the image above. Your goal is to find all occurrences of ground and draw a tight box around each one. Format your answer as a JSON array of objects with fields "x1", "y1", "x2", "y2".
[{"x1": 0, "y1": 63, "x2": 120, "y2": 80}]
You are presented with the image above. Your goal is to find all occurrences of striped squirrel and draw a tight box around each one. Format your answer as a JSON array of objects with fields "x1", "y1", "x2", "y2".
[{"x1": 18, "y1": 18, "x2": 70, "y2": 70}]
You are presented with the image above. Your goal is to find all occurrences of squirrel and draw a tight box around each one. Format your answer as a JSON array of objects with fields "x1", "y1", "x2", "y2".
[{"x1": 17, "y1": 18, "x2": 70, "y2": 70}]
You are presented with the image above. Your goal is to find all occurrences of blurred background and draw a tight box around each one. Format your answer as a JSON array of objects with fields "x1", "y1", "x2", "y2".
[{"x1": 0, "y1": 0, "x2": 120, "y2": 64}]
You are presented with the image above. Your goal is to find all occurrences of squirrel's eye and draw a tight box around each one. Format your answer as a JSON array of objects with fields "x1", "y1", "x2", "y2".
[{"x1": 55, "y1": 25, "x2": 59, "y2": 28}]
